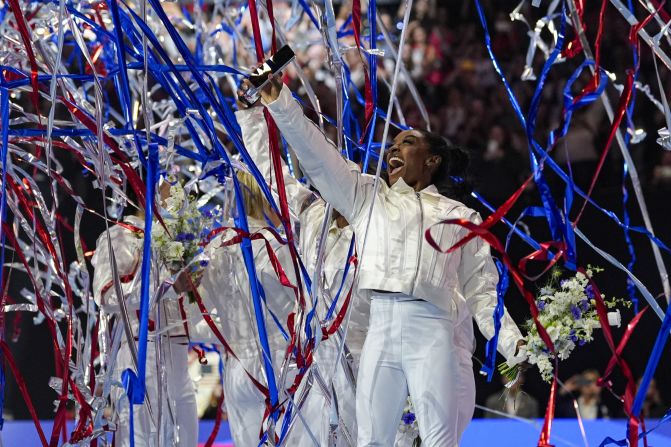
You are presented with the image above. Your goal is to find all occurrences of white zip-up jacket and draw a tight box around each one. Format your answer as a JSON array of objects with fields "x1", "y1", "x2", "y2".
[
  {"x1": 188, "y1": 222, "x2": 296, "y2": 358},
  {"x1": 263, "y1": 85, "x2": 523, "y2": 361},
  {"x1": 91, "y1": 215, "x2": 184, "y2": 336},
  {"x1": 236, "y1": 107, "x2": 369, "y2": 355}
]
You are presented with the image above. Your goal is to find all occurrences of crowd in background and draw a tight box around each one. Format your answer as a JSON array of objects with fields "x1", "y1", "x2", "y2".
[
  {"x1": 4, "y1": 0, "x2": 671, "y2": 425},
  {"x1": 283, "y1": 0, "x2": 671, "y2": 202},
  {"x1": 262, "y1": 0, "x2": 671, "y2": 421},
  {"x1": 195, "y1": 0, "x2": 671, "y2": 422}
]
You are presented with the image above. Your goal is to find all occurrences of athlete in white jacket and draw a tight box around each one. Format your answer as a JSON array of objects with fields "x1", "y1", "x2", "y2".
[
  {"x1": 235, "y1": 104, "x2": 365, "y2": 446},
  {"x1": 235, "y1": 92, "x2": 486, "y2": 445},
  {"x1": 255, "y1": 78, "x2": 526, "y2": 446},
  {"x1": 92, "y1": 214, "x2": 198, "y2": 447}
]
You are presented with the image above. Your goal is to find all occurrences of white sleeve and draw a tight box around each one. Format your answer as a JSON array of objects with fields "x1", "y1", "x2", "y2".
[
  {"x1": 91, "y1": 225, "x2": 140, "y2": 307},
  {"x1": 263, "y1": 85, "x2": 373, "y2": 224},
  {"x1": 458, "y1": 212, "x2": 524, "y2": 361},
  {"x1": 236, "y1": 106, "x2": 317, "y2": 219},
  {"x1": 236, "y1": 107, "x2": 273, "y2": 180},
  {"x1": 184, "y1": 236, "x2": 233, "y2": 344}
]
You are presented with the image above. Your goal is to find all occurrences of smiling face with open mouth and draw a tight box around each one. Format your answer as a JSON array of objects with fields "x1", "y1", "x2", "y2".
[{"x1": 385, "y1": 129, "x2": 442, "y2": 192}]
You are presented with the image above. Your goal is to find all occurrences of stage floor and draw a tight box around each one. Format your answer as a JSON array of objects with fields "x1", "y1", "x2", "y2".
[{"x1": 2, "y1": 418, "x2": 670, "y2": 446}]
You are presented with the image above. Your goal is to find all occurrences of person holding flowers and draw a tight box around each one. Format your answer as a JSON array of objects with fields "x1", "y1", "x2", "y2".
[
  {"x1": 253, "y1": 73, "x2": 527, "y2": 446},
  {"x1": 91, "y1": 182, "x2": 199, "y2": 447}
]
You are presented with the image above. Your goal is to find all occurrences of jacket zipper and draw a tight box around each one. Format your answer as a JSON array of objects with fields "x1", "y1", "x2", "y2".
[{"x1": 411, "y1": 191, "x2": 424, "y2": 296}]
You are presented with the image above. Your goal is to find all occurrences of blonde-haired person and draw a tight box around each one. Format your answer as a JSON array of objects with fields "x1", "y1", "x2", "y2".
[
  {"x1": 185, "y1": 169, "x2": 297, "y2": 446},
  {"x1": 235, "y1": 90, "x2": 366, "y2": 446}
]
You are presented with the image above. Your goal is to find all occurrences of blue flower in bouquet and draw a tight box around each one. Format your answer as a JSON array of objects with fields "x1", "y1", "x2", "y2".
[
  {"x1": 569, "y1": 330, "x2": 578, "y2": 343},
  {"x1": 199, "y1": 260, "x2": 210, "y2": 268},
  {"x1": 402, "y1": 412, "x2": 416, "y2": 425},
  {"x1": 200, "y1": 228, "x2": 211, "y2": 239},
  {"x1": 176, "y1": 232, "x2": 196, "y2": 242},
  {"x1": 570, "y1": 304, "x2": 582, "y2": 320},
  {"x1": 560, "y1": 279, "x2": 569, "y2": 288},
  {"x1": 579, "y1": 298, "x2": 590, "y2": 312},
  {"x1": 585, "y1": 284, "x2": 595, "y2": 299},
  {"x1": 537, "y1": 300, "x2": 546, "y2": 311}
]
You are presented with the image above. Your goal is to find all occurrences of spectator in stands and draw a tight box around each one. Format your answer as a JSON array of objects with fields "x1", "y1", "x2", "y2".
[
  {"x1": 639, "y1": 378, "x2": 668, "y2": 419},
  {"x1": 652, "y1": 151, "x2": 671, "y2": 187},
  {"x1": 484, "y1": 372, "x2": 539, "y2": 419},
  {"x1": 473, "y1": 125, "x2": 527, "y2": 206},
  {"x1": 557, "y1": 370, "x2": 609, "y2": 419}
]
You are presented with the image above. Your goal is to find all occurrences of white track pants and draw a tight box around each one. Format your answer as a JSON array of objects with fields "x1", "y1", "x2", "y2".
[
  {"x1": 356, "y1": 296, "x2": 459, "y2": 447},
  {"x1": 455, "y1": 351, "x2": 475, "y2": 443},
  {"x1": 224, "y1": 349, "x2": 288, "y2": 447},
  {"x1": 393, "y1": 348, "x2": 474, "y2": 446},
  {"x1": 114, "y1": 341, "x2": 198, "y2": 447},
  {"x1": 287, "y1": 337, "x2": 357, "y2": 446}
]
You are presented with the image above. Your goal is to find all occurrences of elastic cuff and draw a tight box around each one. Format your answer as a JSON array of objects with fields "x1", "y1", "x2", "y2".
[{"x1": 263, "y1": 84, "x2": 292, "y2": 111}]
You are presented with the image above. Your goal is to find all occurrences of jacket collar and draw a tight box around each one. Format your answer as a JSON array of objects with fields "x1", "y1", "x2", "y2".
[{"x1": 390, "y1": 177, "x2": 441, "y2": 197}]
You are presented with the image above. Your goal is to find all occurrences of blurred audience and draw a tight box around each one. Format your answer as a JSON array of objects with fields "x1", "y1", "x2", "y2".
[
  {"x1": 638, "y1": 378, "x2": 667, "y2": 420},
  {"x1": 556, "y1": 370, "x2": 609, "y2": 419},
  {"x1": 484, "y1": 372, "x2": 539, "y2": 419},
  {"x1": 274, "y1": 0, "x2": 670, "y2": 206}
]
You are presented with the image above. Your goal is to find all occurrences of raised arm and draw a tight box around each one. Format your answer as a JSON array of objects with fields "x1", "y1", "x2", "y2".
[
  {"x1": 261, "y1": 83, "x2": 371, "y2": 224},
  {"x1": 235, "y1": 105, "x2": 314, "y2": 218},
  {"x1": 458, "y1": 211, "x2": 524, "y2": 362}
]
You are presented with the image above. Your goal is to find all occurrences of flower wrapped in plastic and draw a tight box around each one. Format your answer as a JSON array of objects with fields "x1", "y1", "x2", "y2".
[
  {"x1": 397, "y1": 396, "x2": 421, "y2": 447},
  {"x1": 152, "y1": 181, "x2": 220, "y2": 302},
  {"x1": 500, "y1": 267, "x2": 630, "y2": 383}
]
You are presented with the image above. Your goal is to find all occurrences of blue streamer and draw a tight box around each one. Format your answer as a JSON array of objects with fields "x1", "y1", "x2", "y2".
[
  {"x1": 297, "y1": 0, "x2": 320, "y2": 29},
  {"x1": 480, "y1": 258, "x2": 509, "y2": 380},
  {"x1": 621, "y1": 0, "x2": 640, "y2": 314},
  {"x1": 120, "y1": 141, "x2": 157, "y2": 445},
  {"x1": 0, "y1": 86, "x2": 10, "y2": 430},
  {"x1": 523, "y1": 4, "x2": 576, "y2": 269},
  {"x1": 599, "y1": 407, "x2": 671, "y2": 447},
  {"x1": 598, "y1": 308, "x2": 671, "y2": 447}
]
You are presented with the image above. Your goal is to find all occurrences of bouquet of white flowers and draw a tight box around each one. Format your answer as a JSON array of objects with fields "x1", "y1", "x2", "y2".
[
  {"x1": 499, "y1": 267, "x2": 629, "y2": 383},
  {"x1": 397, "y1": 396, "x2": 421, "y2": 447},
  {"x1": 152, "y1": 182, "x2": 220, "y2": 302}
]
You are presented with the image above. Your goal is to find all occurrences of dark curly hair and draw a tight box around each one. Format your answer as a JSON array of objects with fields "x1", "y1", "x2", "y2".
[{"x1": 415, "y1": 129, "x2": 473, "y2": 202}]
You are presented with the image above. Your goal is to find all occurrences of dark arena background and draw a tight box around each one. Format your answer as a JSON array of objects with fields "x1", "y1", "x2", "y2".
[{"x1": 1, "y1": 0, "x2": 671, "y2": 446}]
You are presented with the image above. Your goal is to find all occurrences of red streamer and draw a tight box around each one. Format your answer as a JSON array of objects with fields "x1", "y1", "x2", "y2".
[{"x1": 351, "y1": 0, "x2": 375, "y2": 134}]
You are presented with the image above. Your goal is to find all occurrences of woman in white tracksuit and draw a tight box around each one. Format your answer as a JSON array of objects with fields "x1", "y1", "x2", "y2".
[
  {"x1": 236, "y1": 95, "x2": 481, "y2": 446},
  {"x1": 187, "y1": 173, "x2": 297, "y2": 447},
  {"x1": 256, "y1": 78, "x2": 527, "y2": 446},
  {"x1": 92, "y1": 214, "x2": 198, "y2": 447},
  {"x1": 235, "y1": 103, "x2": 368, "y2": 445}
]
